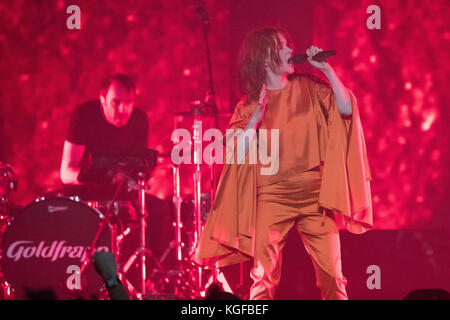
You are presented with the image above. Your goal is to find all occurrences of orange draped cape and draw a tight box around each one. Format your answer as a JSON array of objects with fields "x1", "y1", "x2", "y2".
[{"x1": 193, "y1": 74, "x2": 373, "y2": 268}]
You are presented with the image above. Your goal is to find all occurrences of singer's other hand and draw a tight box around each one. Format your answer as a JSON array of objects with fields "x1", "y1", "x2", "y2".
[
  {"x1": 306, "y1": 45, "x2": 331, "y2": 72},
  {"x1": 254, "y1": 84, "x2": 267, "y2": 124},
  {"x1": 258, "y1": 84, "x2": 268, "y2": 106}
]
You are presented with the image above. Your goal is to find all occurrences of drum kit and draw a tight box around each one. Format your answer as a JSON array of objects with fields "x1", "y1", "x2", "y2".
[{"x1": 0, "y1": 104, "x2": 235, "y2": 300}]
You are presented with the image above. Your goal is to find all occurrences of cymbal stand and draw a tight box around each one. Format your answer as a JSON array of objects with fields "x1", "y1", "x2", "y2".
[
  {"x1": 119, "y1": 172, "x2": 166, "y2": 299},
  {"x1": 162, "y1": 116, "x2": 206, "y2": 297},
  {"x1": 192, "y1": 119, "x2": 203, "y2": 294},
  {"x1": 138, "y1": 172, "x2": 148, "y2": 296},
  {"x1": 159, "y1": 135, "x2": 184, "y2": 265},
  {"x1": 191, "y1": 118, "x2": 235, "y2": 297},
  {"x1": 158, "y1": 161, "x2": 199, "y2": 299},
  {"x1": 160, "y1": 127, "x2": 188, "y2": 265},
  {"x1": 173, "y1": 164, "x2": 183, "y2": 262}
]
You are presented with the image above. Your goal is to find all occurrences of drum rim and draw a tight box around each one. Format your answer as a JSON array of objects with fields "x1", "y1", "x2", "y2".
[
  {"x1": 1, "y1": 196, "x2": 107, "y2": 245},
  {"x1": 11, "y1": 196, "x2": 106, "y2": 221}
]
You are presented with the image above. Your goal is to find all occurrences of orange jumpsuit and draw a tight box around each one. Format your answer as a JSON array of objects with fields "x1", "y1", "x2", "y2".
[{"x1": 193, "y1": 74, "x2": 373, "y2": 300}]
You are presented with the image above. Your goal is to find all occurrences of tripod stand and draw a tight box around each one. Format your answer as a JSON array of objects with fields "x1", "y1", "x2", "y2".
[{"x1": 119, "y1": 172, "x2": 166, "y2": 299}]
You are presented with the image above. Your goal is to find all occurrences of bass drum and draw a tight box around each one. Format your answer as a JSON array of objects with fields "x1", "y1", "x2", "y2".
[{"x1": 0, "y1": 197, "x2": 111, "y2": 300}]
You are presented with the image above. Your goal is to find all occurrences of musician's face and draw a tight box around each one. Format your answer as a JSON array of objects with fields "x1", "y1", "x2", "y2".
[
  {"x1": 100, "y1": 81, "x2": 135, "y2": 127},
  {"x1": 267, "y1": 33, "x2": 294, "y2": 75}
]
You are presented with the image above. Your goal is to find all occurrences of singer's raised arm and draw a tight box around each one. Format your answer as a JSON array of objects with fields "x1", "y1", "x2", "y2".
[
  {"x1": 306, "y1": 45, "x2": 352, "y2": 116},
  {"x1": 323, "y1": 66, "x2": 352, "y2": 116}
]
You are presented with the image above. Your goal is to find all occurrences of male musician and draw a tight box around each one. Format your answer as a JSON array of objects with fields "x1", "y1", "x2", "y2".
[
  {"x1": 59, "y1": 74, "x2": 172, "y2": 273},
  {"x1": 60, "y1": 73, "x2": 148, "y2": 185}
]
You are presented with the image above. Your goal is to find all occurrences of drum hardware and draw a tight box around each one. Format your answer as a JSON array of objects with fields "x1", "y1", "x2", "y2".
[
  {"x1": 0, "y1": 162, "x2": 17, "y2": 299},
  {"x1": 0, "y1": 150, "x2": 237, "y2": 299},
  {"x1": 0, "y1": 133, "x2": 243, "y2": 299},
  {"x1": 0, "y1": 230, "x2": 15, "y2": 300},
  {"x1": 155, "y1": 141, "x2": 200, "y2": 299},
  {"x1": 117, "y1": 171, "x2": 167, "y2": 300},
  {"x1": 192, "y1": 117, "x2": 204, "y2": 292},
  {"x1": 172, "y1": 163, "x2": 183, "y2": 263},
  {"x1": 75, "y1": 177, "x2": 128, "y2": 299},
  {"x1": 0, "y1": 162, "x2": 17, "y2": 217},
  {"x1": 0, "y1": 151, "x2": 170, "y2": 300},
  {"x1": 73, "y1": 151, "x2": 163, "y2": 300},
  {"x1": 157, "y1": 192, "x2": 219, "y2": 299},
  {"x1": 166, "y1": 102, "x2": 234, "y2": 298},
  {"x1": 188, "y1": 108, "x2": 233, "y2": 296},
  {"x1": 0, "y1": 273, "x2": 14, "y2": 299}
]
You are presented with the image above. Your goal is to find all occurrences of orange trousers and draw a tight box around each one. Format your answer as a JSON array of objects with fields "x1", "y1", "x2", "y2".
[{"x1": 250, "y1": 166, "x2": 348, "y2": 300}]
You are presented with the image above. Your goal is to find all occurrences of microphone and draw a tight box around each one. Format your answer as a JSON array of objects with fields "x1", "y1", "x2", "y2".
[{"x1": 288, "y1": 50, "x2": 336, "y2": 64}]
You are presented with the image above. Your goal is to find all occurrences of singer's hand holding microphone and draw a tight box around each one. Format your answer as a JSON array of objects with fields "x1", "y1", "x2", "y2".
[
  {"x1": 306, "y1": 45, "x2": 331, "y2": 71},
  {"x1": 288, "y1": 45, "x2": 336, "y2": 72}
]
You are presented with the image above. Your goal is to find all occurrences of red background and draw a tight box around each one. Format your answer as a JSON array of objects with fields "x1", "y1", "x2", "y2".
[{"x1": 1, "y1": 0, "x2": 449, "y2": 230}]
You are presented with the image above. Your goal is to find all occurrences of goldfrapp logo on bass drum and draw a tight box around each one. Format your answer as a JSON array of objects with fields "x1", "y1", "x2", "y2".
[{"x1": 6, "y1": 240, "x2": 109, "y2": 262}]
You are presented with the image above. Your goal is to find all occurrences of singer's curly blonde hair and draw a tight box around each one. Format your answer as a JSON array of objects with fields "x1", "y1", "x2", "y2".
[{"x1": 238, "y1": 27, "x2": 293, "y2": 103}]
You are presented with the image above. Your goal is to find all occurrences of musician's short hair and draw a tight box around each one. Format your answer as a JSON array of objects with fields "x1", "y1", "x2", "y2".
[{"x1": 100, "y1": 73, "x2": 136, "y2": 97}]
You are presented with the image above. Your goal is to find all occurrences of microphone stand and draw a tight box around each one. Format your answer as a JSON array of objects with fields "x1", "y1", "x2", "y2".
[
  {"x1": 196, "y1": 1, "x2": 234, "y2": 297},
  {"x1": 197, "y1": 2, "x2": 218, "y2": 208}
]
